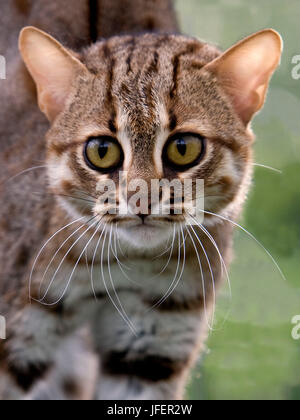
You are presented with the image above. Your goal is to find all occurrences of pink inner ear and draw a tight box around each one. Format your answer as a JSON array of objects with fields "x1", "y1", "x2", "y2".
[
  {"x1": 230, "y1": 89, "x2": 261, "y2": 126},
  {"x1": 205, "y1": 30, "x2": 282, "y2": 125},
  {"x1": 38, "y1": 87, "x2": 68, "y2": 122},
  {"x1": 224, "y1": 71, "x2": 268, "y2": 125},
  {"x1": 19, "y1": 27, "x2": 88, "y2": 122}
]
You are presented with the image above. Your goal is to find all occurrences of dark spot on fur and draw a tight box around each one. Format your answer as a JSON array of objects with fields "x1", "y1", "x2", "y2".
[
  {"x1": 9, "y1": 361, "x2": 50, "y2": 391},
  {"x1": 14, "y1": 0, "x2": 30, "y2": 15},
  {"x1": 169, "y1": 113, "x2": 177, "y2": 131},
  {"x1": 15, "y1": 245, "x2": 30, "y2": 268},
  {"x1": 108, "y1": 119, "x2": 117, "y2": 133},
  {"x1": 62, "y1": 377, "x2": 81, "y2": 397},
  {"x1": 144, "y1": 16, "x2": 155, "y2": 31},
  {"x1": 103, "y1": 352, "x2": 186, "y2": 382},
  {"x1": 89, "y1": 0, "x2": 99, "y2": 43},
  {"x1": 145, "y1": 295, "x2": 204, "y2": 312}
]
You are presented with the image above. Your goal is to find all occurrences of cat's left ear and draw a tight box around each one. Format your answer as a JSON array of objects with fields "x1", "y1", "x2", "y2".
[
  {"x1": 204, "y1": 29, "x2": 283, "y2": 126},
  {"x1": 19, "y1": 26, "x2": 88, "y2": 122}
]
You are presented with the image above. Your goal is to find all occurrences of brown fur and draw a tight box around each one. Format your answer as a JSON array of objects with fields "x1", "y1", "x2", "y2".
[{"x1": 0, "y1": 0, "x2": 281, "y2": 401}]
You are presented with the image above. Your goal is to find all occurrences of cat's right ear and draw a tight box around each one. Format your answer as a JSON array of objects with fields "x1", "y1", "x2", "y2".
[
  {"x1": 19, "y1": 26, "x2": 88, "y2": 122},
  {"x1": 204, "y1": 29, "x2": 283, "y2": 126}
]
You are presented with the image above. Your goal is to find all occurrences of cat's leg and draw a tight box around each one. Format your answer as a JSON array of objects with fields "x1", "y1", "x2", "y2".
[
  {"x1": 93, "y1": 294, "x2": 209, "y2": 400},
  {"x1": 0, "y1": 303, "x2": 70, "y2": 400},
  {"x1": 27, "y1": 327, "x2": 99, "y2": 400},
  {"x1": 0, "y1": 304, "x2": 99, "y2": 400}
]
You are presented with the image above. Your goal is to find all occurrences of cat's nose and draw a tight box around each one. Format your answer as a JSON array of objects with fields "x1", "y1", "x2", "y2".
[{"x1": 137, "y1": 213, "x2": 148, "y2": 223}]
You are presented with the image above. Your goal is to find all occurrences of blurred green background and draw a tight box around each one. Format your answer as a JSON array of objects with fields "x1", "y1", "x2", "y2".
[{"x1": 175, "y1": 0, "x2": 300, "y2": 401}]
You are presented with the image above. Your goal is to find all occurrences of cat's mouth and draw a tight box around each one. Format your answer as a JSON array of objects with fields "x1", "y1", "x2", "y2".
[
  {"x1": 108, "y1": 215, "x2": 180, "y2": 249},
  {"x1": 105, "y1": 215, "x2": 184, "y2": 228}
]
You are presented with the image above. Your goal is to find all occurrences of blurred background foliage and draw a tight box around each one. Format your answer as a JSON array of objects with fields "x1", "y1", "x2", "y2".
[{"x1": 175, "y1": 0, "x2": 300, "y2": 400}]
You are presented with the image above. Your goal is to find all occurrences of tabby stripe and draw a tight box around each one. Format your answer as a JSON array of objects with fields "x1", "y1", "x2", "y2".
[
  {"x1": 145, "y1": 295, "x2": 204, "y2": 313},
  {"x1": 169, "y1": 112, "x2": 178, "y2": 131},
  {"x1": 147, "y1": 51, "x2": 159, "y2": 75},
  {"x1": 126, "y1": 37, "x2": 137, "y2": 75},
  {"x1": 104, "y1": 45, "x2": 117, "y2": 133},
  {"x1": 103, "y1": 353, "x2": 187, "y2": 382},
  {"x1": 170, "y1": 43, "x2": 202, "y2": 99},
  {"x1": 8, "y1": 361, "x2": 51, "y2": 391},
  {"x1": 89, "y1": 0, "x2": 99, "y2": 43},
  {"x1": 14, "y1": 0, "x2": 31, "y2": 15}
]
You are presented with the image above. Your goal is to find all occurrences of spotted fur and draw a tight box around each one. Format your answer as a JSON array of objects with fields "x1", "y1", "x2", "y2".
[{"x1": 0, "y1": 0, "x2": 281, "y2": 400}]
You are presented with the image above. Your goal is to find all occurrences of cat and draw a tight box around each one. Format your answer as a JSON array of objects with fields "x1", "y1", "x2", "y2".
[{"x1": 0, "y1": 0, "x2": 282, "y2": 400}]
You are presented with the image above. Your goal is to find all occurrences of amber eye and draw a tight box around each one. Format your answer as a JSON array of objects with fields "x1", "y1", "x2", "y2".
[
  {"x1": 164, "y1": 134, "x2": 205, "y2": 170},
  {"x1": 84, "y1": 137, "x2": 123, "y2": 171}
]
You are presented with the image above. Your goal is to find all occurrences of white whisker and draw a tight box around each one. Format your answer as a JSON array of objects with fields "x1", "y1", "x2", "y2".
[
  {"x1": 186, "y1": 227, "x2": 213, "y2": 331},
  {"x1": 38, "y1": 219, "x2": 93, "y2": 299},
  {"x1": 41, "y1": 220, "x2": 102, "y2": 306},
  {"x1": 108, "y1": 227, "x2": 137, "y2": 333},
  {"x1": 37, "y1": 218, "x2": 99, "y2": 303},
  {"x1": 149, "y1": 225, "x2": 186, "y2": 311},
  {"x1": 90, "y1": 224, "x2": 106, "y2": 300},
  {"x1": 152, "y1": 224, "x2": 176, "y2": 279},
  {"x1": 111, "y1": 229, "x2": 139, "y2": 286},
  {"x1": 202, "y1": 210, "x2": 286, "y2": 283},
  {"x1": 188, "y1": 224, "x2": 216, "y2": 329},
  {"x1": 29, "y1": 215, "x2": 87, "y2": 301},
  {"x1": 254, "y1": 163, "x2": 282, "y2": 174},
  {"x1": 1, "y1": 165, "x2": 48, "y2": 187},
  {"x1": 100, "y1": 230, "x2": 138, "y2": 336}
]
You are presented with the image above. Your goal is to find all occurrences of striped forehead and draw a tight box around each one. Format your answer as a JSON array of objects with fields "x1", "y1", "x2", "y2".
[
  {"x1": 82, "y1": 34, "x2": 217, "y2": 171},
  {"x1": 99, "y1": 35, "x2": 205, "y2": 163}
]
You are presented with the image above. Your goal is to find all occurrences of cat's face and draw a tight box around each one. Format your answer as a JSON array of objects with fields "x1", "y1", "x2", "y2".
[{"x1": 19, "y1": 29, "x2": 282, "y2": 250}]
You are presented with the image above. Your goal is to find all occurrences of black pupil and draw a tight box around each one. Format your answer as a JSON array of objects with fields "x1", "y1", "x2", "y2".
[
  {"x1": 176, "y1": 138, "x2": 187, "y2": 156},
  {"x1": 98, "y1": 140, "x2": 109, "y2": 159}
]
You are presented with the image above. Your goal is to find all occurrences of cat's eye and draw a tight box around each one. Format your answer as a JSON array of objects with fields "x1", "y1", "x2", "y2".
[
  {"x1": 164, "y1": 133, "x2": 206, "y2": 170},
  {"x1": 84, "y1": 137, "x2": 123, "y2": 171}
]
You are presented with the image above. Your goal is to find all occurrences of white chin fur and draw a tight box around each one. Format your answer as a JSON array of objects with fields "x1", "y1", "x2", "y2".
[{"x1": 117, "y1": 224, "x2": 173, "y2": 250}]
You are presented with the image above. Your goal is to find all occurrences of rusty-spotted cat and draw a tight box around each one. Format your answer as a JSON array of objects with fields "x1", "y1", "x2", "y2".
[{"x1": 0, "y1": 0, "x2": 282, "y2": 400}]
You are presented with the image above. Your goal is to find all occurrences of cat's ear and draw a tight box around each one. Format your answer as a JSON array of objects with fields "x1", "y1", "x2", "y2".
[
  {"x1": 205, "y1": 29, "x2": 283, "y2": 125},
  {"x1": 19, "y1": 26, "x2": 88, "y2": 122}
]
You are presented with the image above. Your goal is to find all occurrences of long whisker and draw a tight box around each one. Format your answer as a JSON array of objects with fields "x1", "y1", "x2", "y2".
[
  {"x1": 202, "y1": 210, "x2": 286, "y2": 282},
  {"x1": 115, "y1": 223, "x2": 128, "y2": 260},
  {"x1": 112, "y1": 227, "x2": 132, "y2": 271},
  {"x1": 149, "y1": 225, "x2": 186, "y2": 311},
  {"x1": 189, "y1": 215, "x2": 232, "y2": 301},
  {"x1": 253, "y1": 163, "x2": 282, "y2": 174},
  {"x1": 152, "y1": 224, "x2": 176, "y2": 279},
  {"x1": 90, "y1": 223, "x2": 106, "y2": 299},
  {"x1": 188, "y1": 224, "x2": 216, "y2": 328},
  {"x1": 186, "y1": 227, "x2": 213, "y2": 331},
  {"x1": 85, "y1": 249, "x2": 90, "y2": 276},
  {"x1": 100, "y1": 230, "x2": 138, "y2": 336},
  {"x1": 108, "y1": 227, "x2": 137, "y2": 333},
  {"x1": 0, "y1": 165, "x2": 48, "y2": 187},
  {"x1": 38, "y1": 219, "x2": 93, "y2": 299},
  {"x1": 111, "y1": 230, "x2": 138, "y2": 285},
  {"x1": 51, "y1": 193, "x2": 96, "y2": 205},
  {"x1": 41, "y1": 220, "x2": 102, "y2": 306},
  {"x1": 155, "y1": 225, "x2": 187, "y2": 309},
  {"x1": 148, "y1": 226, "x2": 181, "y2": 311},
  {"x1": 153, "y1": 231, "x2": 175, "y2": 260},
  {"x1": 37, "y1": 217, "x2": 99, "y2": 302},
  {"x1": 28, "y1": 215, "x2": 87, "y2": 301}
]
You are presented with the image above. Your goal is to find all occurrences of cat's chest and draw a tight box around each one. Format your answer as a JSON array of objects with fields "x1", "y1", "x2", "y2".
[{"x1": 50, "y1": 257, "x2": 201, "y2": 311}]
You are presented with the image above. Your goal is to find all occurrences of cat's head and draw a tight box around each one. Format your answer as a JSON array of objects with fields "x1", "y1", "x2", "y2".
[{"x1": 19, "y1": 28, "x2": 282, "y2": 249}]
